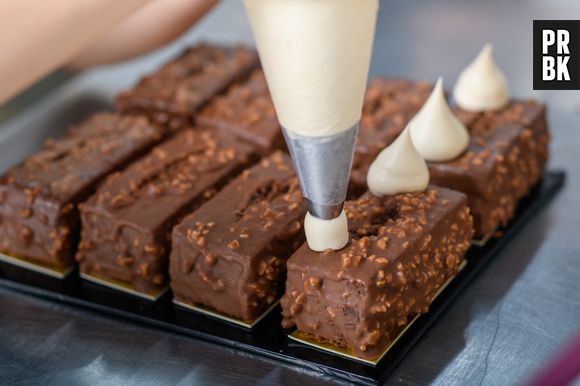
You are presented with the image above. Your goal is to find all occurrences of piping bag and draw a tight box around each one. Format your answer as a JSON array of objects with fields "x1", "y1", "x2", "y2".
[{"x1": 244, "y1": 0, "x2": 379, "y2": 251}]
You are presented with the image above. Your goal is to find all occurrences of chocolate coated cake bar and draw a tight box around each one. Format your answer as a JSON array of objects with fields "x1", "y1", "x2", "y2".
[
  {"x1": 0, "y1": 113, "x2": 164, "y2": 269},
  {"x1": 117, "y1": 44, "x2": 259, "y2": 130},
  {"x1": 281, "y1": 186, "x2": 473, "y2": 359},
  {"x1": 77, "y1": 128, "x2": 256, "y2": 295},
  {"x1": 198, "y1": 70, "x2": 283, "y2": 155},
  {"x1": 349, "y1": 78, "x2": 433, "y2": 197},
  {"x1": 170, "y1": 152, "x2": 307, "y2": 321},
  {"x1": 430, "y1": 101, "x2": 549, "y2": 237}
]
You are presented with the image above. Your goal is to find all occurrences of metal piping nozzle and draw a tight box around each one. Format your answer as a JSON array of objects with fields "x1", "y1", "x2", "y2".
[{"x1": 282, "y1": 124, "x2": 358, "y2": 220}]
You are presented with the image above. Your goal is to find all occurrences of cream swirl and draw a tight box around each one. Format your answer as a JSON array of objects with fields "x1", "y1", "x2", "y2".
[
  {"x1": 304, "y1": 210, "x2": 349, "y2": 252},
  {"x1": 367, "y1": 127, "x2": 429, "y2": 196},
  {"x1": 453, "y1": 43, "x2": 509, "y2": 112},
  {"x1": 409, "y1": 77, "x2": 470, "y2": 162}
]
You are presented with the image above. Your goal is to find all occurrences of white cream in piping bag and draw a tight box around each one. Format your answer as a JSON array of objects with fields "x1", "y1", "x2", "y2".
[
  {"x1": 453, "y1": 43, "x2": 509, "y2": 112},
  {"x1": 367, "y1": 127, "x2": 429, "y2": 196},
  {"x1": 244, "y1": 0, "x2": 378, "y2": 137},
  {"x1": 304, "y1": 210, "x2": 349, "y2": 252},
  {"x1": 245, "y1": 0, "x2": 379, "y2": 252},
  {"x1": 409, "y1": 78, "x2": 470, "y2": 162}
]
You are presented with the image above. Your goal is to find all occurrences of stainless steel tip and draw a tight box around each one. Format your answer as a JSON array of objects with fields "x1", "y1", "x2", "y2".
[{"x1": 282, "y1": 124, "x2": 358, "y2": 220}]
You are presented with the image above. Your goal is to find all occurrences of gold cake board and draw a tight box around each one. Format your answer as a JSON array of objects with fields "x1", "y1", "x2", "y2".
[
  {"x1": 80, "y1": 272, "x2": 169, "y2": 301},
  {"x1": 174, "y1": 298, "x2": 281, "y2": 329},
  {"x1": 289, "y1": 259, "x2": 468, "y2": 366},
  {"x1": 471, "y1": 224, "x2": 500, "y2": 247},
  {"x1": 0, "y1": 251, "x2": 74, "y2": 279}
]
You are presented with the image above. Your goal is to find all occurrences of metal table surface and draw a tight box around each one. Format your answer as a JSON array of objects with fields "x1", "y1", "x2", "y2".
[{"x1": 1, "y1": 1, "x2": 579, "y2": 385}]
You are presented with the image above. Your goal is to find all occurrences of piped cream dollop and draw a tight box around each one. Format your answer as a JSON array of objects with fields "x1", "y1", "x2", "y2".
[
  {"x1": 409, "y1": 77, "x2": 470, "y2": 162},
  {"x1": 304, "y1": 210, "x2": 349, "y2": 252},
  {"x1": 367, "y1": 127, "x2": 429, "y2": 196},
  {"x1": 453, "y1": 43, "x2": 509, "y2": 112}
]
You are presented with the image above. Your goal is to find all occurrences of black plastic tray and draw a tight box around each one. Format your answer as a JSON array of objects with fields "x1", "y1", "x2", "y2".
[{"x1": 0, "y1": 171, "x2": 565, "y2": 385}]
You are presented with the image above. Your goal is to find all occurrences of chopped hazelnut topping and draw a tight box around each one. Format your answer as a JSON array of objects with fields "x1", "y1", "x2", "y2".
[
  {"x1": 377, "y1": 238, "x2": 389, "y2": 250},
  {"x1": 227, "y1": 239, "x2": 240, "y2": 250},
  {"x1": 309, "y1": 277, "x2": 321, "y2": 288}
]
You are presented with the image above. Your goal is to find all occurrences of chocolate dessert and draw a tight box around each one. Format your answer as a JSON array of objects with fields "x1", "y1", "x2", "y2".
[
  {"x1": 0, "y1": 113, "x2": 164, "y2": 269},
  {"x1": 198, "y1": 70, "x2": 284, "y2": 155},
  {"x1": 170, "y1": 152, "x2": 307, "y2": 321},
  {"x1": 77, "y1": 128, "x2": 256, "y2": 295},
  {"x1": 281, "y1": 186, "x2": 473, "y2": 359},
  {"x1": 430, "y1": 101, "x2": 549, "y2": 237},
  {"x1": 117, "y1": 44, "x2": 259, "y2": 130}
]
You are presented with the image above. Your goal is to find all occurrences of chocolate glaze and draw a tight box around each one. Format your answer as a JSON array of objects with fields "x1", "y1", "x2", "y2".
[
  {"x1": 198, "y1": 70, "x2": 284, "y2": 155},
  {"x1": 170, "y1": 152, "x2": 307, "y2": 321},
  {"x1": 77, "y1": 128, "x2": 257, "y2": 295},
  {"x1": 281, "y1": 186, "x2": 473, "y2": 359},
  {"x1": 349, "y1": 78, "x2": 433, "y2": 197},
  {"x1": 0, "y1": 113, "x2": 164, "y2": 268},
  {"x1": 117, "y1": 44, "x2": 259, "y2": 131}
]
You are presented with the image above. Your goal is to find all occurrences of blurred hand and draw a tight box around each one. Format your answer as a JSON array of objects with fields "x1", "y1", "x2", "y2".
[
  {"x1": 68, "y1": 0, "x2": 219, "y2": 69},
  {"x1": 0, "y1": 0, "x2": 219, "y2": 104}
]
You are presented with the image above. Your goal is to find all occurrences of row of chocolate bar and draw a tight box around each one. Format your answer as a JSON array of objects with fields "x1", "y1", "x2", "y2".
[{"x1": 0, "y1": 43, "x2": 549, "y2": 360}]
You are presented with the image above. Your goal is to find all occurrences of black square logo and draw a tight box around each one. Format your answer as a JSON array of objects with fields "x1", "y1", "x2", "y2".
[{"x1": 533, "y1": 20, "x2": 580, "y2": 90}]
